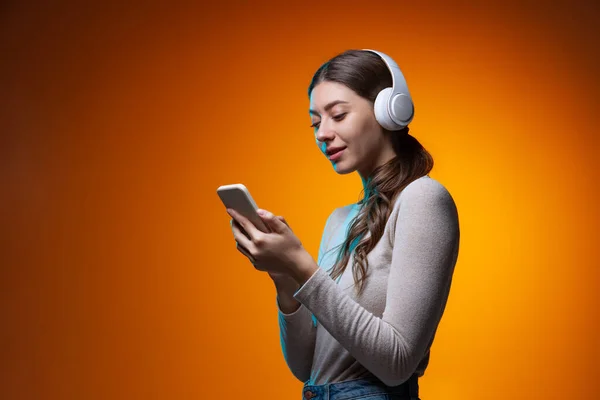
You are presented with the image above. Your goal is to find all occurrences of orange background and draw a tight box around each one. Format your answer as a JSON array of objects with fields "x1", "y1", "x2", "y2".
[{"x1": 1, "y1": 1, "x2": 599, "y2": 398}]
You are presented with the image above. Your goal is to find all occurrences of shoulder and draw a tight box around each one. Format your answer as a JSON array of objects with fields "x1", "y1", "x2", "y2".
[
  {"x1": 387, "y1": 175, "x2": 459, "y2": 244},
  {"x1": 391, "y1": 175, "x2": 459, "y2": 224},
  {"x1": 321, "y1": 202, "x2": 355, "y2": 232},
  {"x1": 331, "y1": 201, "x2": 357, "y2": 220},
  {"x1": 399, "y1": 175, "x2": 455, "y2": 204}
]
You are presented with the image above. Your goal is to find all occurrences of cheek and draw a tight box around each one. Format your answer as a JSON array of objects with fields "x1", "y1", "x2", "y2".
[
  {"x1": 344, "y1": 116, "x2": 369, "y2": 142},
  {"x1": 350, "y1": 127, "x2": 378, "y2": 158},
  {"x1": 350, "y1": 120, "x2": 371, "y2": 144}
]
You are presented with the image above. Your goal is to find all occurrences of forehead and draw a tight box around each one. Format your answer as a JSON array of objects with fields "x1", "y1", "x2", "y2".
[{"x1": 309, "y1": 81, "x2": 357, "y2": 110}]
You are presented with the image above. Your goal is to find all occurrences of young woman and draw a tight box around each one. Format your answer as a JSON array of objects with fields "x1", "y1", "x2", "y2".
[{"x1": 227, "y1": 49, "x2": 460, "y2": 400}]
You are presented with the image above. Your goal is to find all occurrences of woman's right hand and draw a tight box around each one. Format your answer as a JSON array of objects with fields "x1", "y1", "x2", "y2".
[
  {"x1": 231, "y1": 213, "x2": 300, "y2": 287},
  {"x1": 266, "y1": 216, "x2": 302, "y2": 288},
  {"x1": 267, "y1": 215, "x2": 302, "y2": 312}
]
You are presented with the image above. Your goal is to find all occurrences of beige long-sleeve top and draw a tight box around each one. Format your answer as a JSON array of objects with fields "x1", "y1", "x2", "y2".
[{"x1": 276, "y1": 175, "x2": 460, "y2": 387}]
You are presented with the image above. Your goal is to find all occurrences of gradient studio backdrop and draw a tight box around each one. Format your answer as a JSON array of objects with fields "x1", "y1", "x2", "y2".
[{"x1": 1, "y1": 1, "x2": 599, "y2": 399}]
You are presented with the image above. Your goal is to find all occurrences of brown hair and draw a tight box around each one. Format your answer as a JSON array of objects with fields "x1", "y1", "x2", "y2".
[{"x1": 308, "y1": 49, "x2": 434, "y2": 296}]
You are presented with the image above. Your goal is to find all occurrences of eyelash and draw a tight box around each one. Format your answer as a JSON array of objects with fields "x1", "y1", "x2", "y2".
[{"x1": 310, "y1": 113, "x2": 347, "y2": 129}]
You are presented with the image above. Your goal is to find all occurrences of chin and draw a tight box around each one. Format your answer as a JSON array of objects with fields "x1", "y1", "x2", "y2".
[{"x1": 332, "y1": 160, "x2": 355, "y2": 175}]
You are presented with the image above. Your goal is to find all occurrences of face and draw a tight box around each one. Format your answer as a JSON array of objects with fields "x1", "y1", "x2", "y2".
[{"x1": 309, "y1": 81, "x2": 396, "y2": 177}]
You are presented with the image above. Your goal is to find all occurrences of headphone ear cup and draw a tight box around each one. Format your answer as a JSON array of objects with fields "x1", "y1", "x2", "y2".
[
  {"x1": 390, "y1": 93, "x2": 414, "y2": 126},
  {"x1": 374, "y1": 87, "x2": 403, "y2": 131}
]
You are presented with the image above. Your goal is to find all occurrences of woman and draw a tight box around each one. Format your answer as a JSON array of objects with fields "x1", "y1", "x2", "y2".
[{"x1": 227, "y1": 49, "x2": 460, "y2": 400}]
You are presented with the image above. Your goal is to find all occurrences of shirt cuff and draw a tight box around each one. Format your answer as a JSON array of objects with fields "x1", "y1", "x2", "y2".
[
  {"x1": 293, "y1": 267, "x2": 331, "y2": 302},
  {"x1": 276, "y1": 295, "x2": 306, "y2": 317}
]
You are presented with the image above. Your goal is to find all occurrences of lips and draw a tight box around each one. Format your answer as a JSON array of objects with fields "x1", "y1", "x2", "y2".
[
  {"x1": 327, "y1": 148, "x2": 345, "y2": 161},
  {"x1": 326, "y1": 146, "x2": 346, "y2": 156}
]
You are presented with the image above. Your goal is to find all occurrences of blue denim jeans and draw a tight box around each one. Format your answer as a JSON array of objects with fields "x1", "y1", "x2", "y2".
[{"x1": 301, "y1": 374, "x2": 420, "y2": 400}]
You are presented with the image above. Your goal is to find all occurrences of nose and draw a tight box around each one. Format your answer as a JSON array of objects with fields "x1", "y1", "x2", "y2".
[{"x1": 315, "y1": 121, "x2": 336, "y2": 145}]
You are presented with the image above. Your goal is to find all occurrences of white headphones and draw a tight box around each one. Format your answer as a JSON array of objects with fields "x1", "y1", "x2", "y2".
[{"x1": 362, "y1": 49, "x2": 414, "y2": 131}]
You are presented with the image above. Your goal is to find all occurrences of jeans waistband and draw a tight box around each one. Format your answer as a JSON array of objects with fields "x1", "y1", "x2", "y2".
[{"x1": 302, "y1": 374, "x2": 419, "y2": 400}]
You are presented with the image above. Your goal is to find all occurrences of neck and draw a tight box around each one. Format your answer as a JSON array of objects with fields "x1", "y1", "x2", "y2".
[
  {"x1": 357, "y1": 175, "x2": 376, "y2": 206},
  {"x1": 358, "y1": 152, "x2": 396, "y2": 204},
  {"x1": 357, "y1": 136, "x2": 397, "y2": 200}
]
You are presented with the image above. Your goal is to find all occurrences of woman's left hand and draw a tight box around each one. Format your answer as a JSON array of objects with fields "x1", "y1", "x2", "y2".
[{"x1": 227, "y1": 208, "x2": 308, "y2": 277}]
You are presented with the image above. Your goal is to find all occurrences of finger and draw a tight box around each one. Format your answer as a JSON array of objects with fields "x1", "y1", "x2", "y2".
[
  {"x1": 235, "y1": 241, "x2": 256, "y2": 264},
  {"x1": 227, "y1": 209, "x2": 259, "y2": 241},
  {"x1": 231, "y1": 219, "x2": 251, "y2": 240},
  {"x1": 259, "y1": 212, "x2": 278, "y2": 233},
  {"x1": 257, "y1": 209, "x2": 287, "y2": 233},
  {"x1": 276, "y1": 216, "x2": 289, "y2": 227},
  {"x1": 276, "y1": 216, "x2": 293, "y2": 232},
  {"x1": 256, "y1": 208, "x2": 276, "y2": 231},
  {"x1": 231, "y1": 220, "x2": 255, "y2": 253}
]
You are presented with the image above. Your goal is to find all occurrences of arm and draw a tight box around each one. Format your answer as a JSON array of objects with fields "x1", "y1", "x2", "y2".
[
  {"x1": 276, "y1": 211, "x2": 336, "y2": 383},
  {"x1": 292, "y1": 180, "x2": 460, "y2": 386}
]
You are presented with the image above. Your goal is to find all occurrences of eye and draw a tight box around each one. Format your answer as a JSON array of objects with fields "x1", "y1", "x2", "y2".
[
  {"x1": 309, "y1": 113, "x2": 347, "y2": 129},
  {"x1": 333, "y1": 113, "x2": 347, "y2": 121}
]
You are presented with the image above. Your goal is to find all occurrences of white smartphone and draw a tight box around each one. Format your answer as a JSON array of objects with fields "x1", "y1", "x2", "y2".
[{"x1": 216, "y1": 183, "x2": 270, "y2": 233}]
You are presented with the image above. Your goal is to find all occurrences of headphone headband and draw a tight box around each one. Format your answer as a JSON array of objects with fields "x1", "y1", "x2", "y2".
[{"x1": 361, "y1": 49, "x2": 414, "y2": 130}]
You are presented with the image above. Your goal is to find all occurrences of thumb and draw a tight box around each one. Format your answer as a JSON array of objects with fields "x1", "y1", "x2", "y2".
[
  {"x1": 276, "y1": 216, "x2": 293, "y2": 232},
  {"x1": 276, "y1": 216, "x2": 289, "y2": 227},
  {"x1": 258, "y1": 209, "x2": 287, "y2": 232}
]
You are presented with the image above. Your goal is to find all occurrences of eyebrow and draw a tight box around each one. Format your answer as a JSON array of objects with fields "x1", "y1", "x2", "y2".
[{"x1": 309, "y1": 100, "x2": 349, "y2": 116}]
